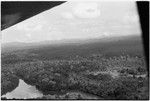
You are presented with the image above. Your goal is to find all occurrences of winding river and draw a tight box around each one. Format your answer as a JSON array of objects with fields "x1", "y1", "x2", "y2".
[{"x1": 2, "y1": 79, "x2": 43, "y2": 99}]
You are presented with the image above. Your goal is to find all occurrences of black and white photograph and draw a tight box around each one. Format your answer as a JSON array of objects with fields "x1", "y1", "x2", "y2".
[{"x1": 1, "y1": 1, "x2": 149, "y2": 100}]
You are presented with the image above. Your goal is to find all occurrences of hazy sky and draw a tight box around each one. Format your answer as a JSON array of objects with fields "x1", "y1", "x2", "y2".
[{"x1": 2, "y1": 1, "x2": 141, "y2": 43}]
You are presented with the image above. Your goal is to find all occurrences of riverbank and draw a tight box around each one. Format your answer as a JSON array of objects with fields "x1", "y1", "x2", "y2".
[
  {"x1": 1, "y1": 79, "x2": 102, "y2": 99},
  {"x1": 1, "y1": 69, "x2": 19, "y2": 96}
]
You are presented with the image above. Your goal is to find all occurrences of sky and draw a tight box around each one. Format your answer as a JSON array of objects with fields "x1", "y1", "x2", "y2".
[{"x1": 2, "y1": 1, "x2": 141, "y2": 43}]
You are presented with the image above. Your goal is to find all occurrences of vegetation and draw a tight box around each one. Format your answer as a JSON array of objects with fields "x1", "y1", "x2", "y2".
[
  {"x1": 1, "y1": 67, "x2": 19, "y2": 95},
  {"x1": 1, "y1": 54, "x2": 148, "y2": 100},
  {"x1": 1, "y1": 36, "x2": 148, "y2": 99}
]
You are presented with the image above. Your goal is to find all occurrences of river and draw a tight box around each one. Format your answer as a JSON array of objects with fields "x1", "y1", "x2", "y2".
[{"x1": 2, "y1": 79, "x2": 43, "y2": 99}]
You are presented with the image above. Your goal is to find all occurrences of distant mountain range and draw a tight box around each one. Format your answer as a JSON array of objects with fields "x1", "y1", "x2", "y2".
[{"x1": 2, "y1": 34, "x2": 142, "y2": 54}]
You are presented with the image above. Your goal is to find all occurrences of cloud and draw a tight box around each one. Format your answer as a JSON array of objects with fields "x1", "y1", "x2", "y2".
[
  {"x1": 16, "y1": 15, "x2": 46, "y2": 31},
  {"x1": 26, "y1": 33, "x2": 31, "y2": 38},
  {"x1": 16, "y1": 22, "x2": 43, "y2": 31},
  {"x1": 123, "y1": 13, "x2": 139, "y2": 24},
  {"x1": 61, "y1": 12, "x2": 74, "y2": 19},
  {"x1": 73, "y1": 2, "x2": 100, "y2": 18}
]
